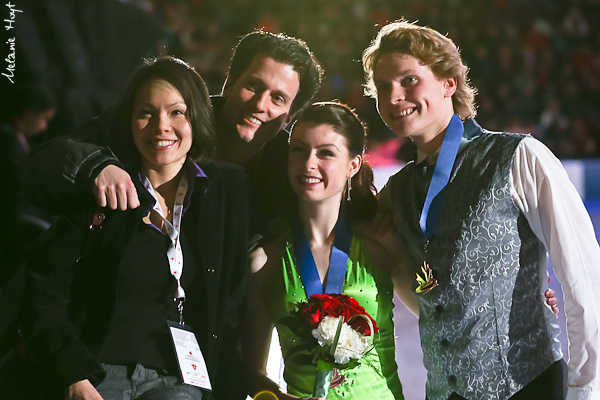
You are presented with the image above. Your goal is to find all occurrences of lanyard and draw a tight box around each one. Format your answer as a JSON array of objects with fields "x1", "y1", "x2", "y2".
[
  {"x1": 143, "y1": 170, "x2": 188, "y2": 322},
  {"x1": 419, "y1": 114, "x2": 464, "y2": 239},
  {"x1": 292, "y1": 216, "x2": 352, "y2": 297}
]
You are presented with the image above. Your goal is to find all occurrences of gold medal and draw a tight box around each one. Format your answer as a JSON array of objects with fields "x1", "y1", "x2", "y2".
[{"x1": 415, "y1": 261, "x2": 438, "y2": 294}]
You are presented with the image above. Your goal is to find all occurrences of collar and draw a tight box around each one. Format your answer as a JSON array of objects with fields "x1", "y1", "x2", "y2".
[
  {"x1": 136, "y1": 157, "x2": 209, "y2": 216},
  {"x1": 415, "y1": 118, "x2": 483, "y2": 166}
]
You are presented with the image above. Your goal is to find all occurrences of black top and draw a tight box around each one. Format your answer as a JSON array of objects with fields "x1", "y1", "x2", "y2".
[
  {"x1": 99, "y1": 222, "x2": 198, "y2": 372},
  {"x1": 23, "y1": 161, "x2": 249, "y2": 400}
]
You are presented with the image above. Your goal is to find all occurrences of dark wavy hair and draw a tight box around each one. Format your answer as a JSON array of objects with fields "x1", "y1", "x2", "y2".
[
  {"x1": 291, "y1": 101, "x2": 378, "y2": 222},
  {"x1": 121, "y1": 56, "x2": 216, "y2": 164},
  {"x1": 225, "y1": 30, "x2": 323, "y2": 116}
]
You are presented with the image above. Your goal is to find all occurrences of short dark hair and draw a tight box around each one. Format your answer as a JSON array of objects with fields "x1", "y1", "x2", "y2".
[
  {"x1": 292, "y1": 101, "x2": 377, "y2": 222},
  {"x1": 122, "y1": 56, "x2": 216, "y2": 163},
  {"x1": 226, "y1": 30, "x2": 323, "y2": 115}
]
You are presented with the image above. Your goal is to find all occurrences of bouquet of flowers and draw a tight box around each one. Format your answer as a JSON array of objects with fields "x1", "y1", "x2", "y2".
[{"x1": 284, "y1": 293, "x2": 379, "y2": 398}]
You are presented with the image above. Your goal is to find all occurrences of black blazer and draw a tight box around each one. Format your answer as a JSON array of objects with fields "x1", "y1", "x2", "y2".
[{"x1": 22, "y1": 161, "x2": 249, "y2": 400}]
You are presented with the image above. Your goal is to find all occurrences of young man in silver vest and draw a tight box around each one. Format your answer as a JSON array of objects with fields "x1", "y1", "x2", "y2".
[{"x1": 364, "y1": 20, "x2": 600, "y2": 400}]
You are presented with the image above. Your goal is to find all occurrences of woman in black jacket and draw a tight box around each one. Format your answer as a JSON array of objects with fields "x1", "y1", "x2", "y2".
[{"x1": 22, "y1": 56, "x2": 248, "y2": 400}]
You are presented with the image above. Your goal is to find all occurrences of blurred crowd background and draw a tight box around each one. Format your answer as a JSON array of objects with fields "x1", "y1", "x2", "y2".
[
  {"x1": 2, "y1": 0, "x2": 599, "y2": 161},
  {"x1": 2, "y1": 2, "x2": 597, "y2": 395}
]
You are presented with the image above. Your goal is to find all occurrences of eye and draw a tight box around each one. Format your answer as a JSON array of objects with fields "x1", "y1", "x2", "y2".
[
  {"x1": 289, "y1": 144, "x2": 305, "y2": 153},
  {"x1": 136, "y1": 109, "x2": 152, "y2": 118},
  {"x1": 243, "y1": 81, "x2": 259, "y2": 92},
  {"x1": 172, "y1": 109, "x2": 186, "y2": 116},
  {"x1": 272, "y1": 95, "x2": 286, "y2": 106},
  {"x1": 401, "y1": 76, "x2": 418, "y2": 86},
  {"x1": 319, "y1": 149, "x2": 335, "y2": 157},
  {"x1": 375, "y1": 82, "x2": 391, "y2": 92}
]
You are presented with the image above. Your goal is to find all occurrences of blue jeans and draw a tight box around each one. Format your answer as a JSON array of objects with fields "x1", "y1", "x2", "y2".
[{"x1": 96, "y1": 364, "x2": 204, "y2": 400}]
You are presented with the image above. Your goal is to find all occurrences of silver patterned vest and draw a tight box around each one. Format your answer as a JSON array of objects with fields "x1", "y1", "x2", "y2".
[{"x1": 383, "y1": 121, "x2": 561, "y2": 400}]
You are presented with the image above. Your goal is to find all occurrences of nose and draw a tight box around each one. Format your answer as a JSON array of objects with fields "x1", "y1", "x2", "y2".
[
  {"x1": 156, "y1": 111, "x2": 171, "y2": 132},
  {"x1": 390, "y1": 83, "x2": 405, "y2": 104},
  {"x1": 252, "y1": 91, "x2": 270, "y2": 112},
  {"x1": 305, "y1": 151, "x2": 318, "y2": 170}
]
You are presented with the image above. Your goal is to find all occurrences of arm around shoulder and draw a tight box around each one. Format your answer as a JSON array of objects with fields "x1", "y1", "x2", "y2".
[{"x1": 22, "y1": 115, "x2": 124, "y2": 213}]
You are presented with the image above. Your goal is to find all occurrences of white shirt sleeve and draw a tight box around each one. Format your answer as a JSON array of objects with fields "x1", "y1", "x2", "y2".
[{"x1": 510, "y1": 137, "x2": 600, "y2": 400}]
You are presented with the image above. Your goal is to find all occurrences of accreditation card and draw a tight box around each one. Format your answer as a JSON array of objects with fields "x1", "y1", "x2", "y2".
[{"x1": 167, "y1": 320, "x2": 212, "y2": 390}]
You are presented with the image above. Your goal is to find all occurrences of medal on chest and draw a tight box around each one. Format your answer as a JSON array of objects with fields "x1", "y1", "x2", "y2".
[{"x1": 415, "y1": 114, "x2": 464, "y2": 294}]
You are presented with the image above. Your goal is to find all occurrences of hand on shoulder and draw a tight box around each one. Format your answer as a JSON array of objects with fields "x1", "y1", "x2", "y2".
[
  {"x1": 93, "y1": 165, "x2": 139, "y2": 210},
  {"x1": 65, "y1": 379, "x2": 103, "y2": 400}
]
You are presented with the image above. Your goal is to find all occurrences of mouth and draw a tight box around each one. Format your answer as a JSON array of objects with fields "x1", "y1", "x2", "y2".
[
  {"x1": 154, "y1": 139, "x2": 177, "y2": 148},
  {"x1": 245, "y1": 115, "x2": 263, "y2": 126},
  {"x1": 392, "y1": 107, "x2": 416, "y2": 119},
  {"x1": 300, "y1": 176, "x2": 323, "y2": 185}
]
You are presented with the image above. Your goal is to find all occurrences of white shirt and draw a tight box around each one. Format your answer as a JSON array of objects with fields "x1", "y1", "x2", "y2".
[{"x1": 510, "y1": 137, "x2": 600, "y2": 400}]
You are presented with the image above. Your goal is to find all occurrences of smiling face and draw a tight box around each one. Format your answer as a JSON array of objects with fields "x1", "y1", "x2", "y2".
[
  {"x1": 288, "y1": 122, "x2": 361, "y2": 205},
  {"x1": 374, "y1": 53, "x2": 456, "y2": 149},
  {"x1": 221, "y1": 54, "x2": 300, "y2": 148},
  {"x1": 131, "y1": 79, "x2": 193, "y2": 175}
]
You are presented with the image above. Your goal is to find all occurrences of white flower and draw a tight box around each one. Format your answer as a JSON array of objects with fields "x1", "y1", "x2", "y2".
[{"x1": 311, "y1": 316, "x2": 371, "y2": 364}]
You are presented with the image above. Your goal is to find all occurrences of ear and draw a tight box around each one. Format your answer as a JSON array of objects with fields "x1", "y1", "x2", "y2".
[
  {"x1": 443, "y1": 77, "x2": 457, "y2": 98},
  {"x1": 348, "y1": 155, "x2": 362, "y2": 179}
]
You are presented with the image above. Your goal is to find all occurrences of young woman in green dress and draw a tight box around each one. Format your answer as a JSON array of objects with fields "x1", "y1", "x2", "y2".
[{"x1": 243, "y1": 102, "x2": 408, "y2": 400}]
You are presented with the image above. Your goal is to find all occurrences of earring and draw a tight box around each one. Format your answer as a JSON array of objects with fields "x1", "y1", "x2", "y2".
[{"x1": 346, "y1": 177, "x2": 352, "y2": 201}]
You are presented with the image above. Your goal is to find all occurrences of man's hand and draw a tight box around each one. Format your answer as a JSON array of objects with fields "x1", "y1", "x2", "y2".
[
  {"x1": 93, "y1": 165, "x2": 140, "y2": 210},
  {"x1": 65, "y1": 379, "x2": 103, "y2": 400}
]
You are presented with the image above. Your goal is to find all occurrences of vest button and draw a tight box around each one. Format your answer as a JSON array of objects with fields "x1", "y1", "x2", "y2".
[
  {"x1": 440, "y1": 338, "x2": 450, "y2": 347},
  {"x1": 448, "y1": 375, "x2": 457, "y2": 386},
  {"x1": 435, "y1": 305, "x2": 444, "y2": 314}
]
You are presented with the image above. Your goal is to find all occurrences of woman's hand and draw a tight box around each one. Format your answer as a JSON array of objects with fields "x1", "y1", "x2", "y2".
[
  {"x1": 94, "y1": 165, "x2": 140, "y2": 210},
  {"x1": 546, "y1": 278, "x2": 559, "y2": 317},
  {"x1": 65, "y1": 379, "x2": 103, "y2": 400}
]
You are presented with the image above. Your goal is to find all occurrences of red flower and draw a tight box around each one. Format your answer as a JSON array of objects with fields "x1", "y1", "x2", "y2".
[{"x1": 300, "y1": 294, "x2": 379, "y2": 336}]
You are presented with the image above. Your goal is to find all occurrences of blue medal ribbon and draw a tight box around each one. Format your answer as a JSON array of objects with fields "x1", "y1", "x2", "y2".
[
  {"x1": 419, "y1": 114, "x2": 464, "y2": 239},
  {"x1": 292, "y1": 216, "x2": 352, "y2": 297}
]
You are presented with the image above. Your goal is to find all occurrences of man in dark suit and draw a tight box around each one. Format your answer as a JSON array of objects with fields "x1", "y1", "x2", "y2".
[{"x1": 23, "y1": 30, "x2": 323, "y2": 246}]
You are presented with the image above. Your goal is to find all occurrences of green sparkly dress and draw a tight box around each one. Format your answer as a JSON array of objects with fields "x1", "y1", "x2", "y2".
[{"x1": 266, "y1": 235, "x2": 404, "y2": 399}]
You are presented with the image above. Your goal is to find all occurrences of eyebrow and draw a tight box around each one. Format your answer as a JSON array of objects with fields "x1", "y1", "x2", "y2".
[
  {"x1": 246, "y1": 75, "x2": 293, "y2": 102},
  {"x1": 134, "y1": 101, "x2": 187, "y2": 108},
  {"x1": 290, "y1": 139, "x2": 341, "y2": 152},
  {"x1": 375, "y1": 68, "x2": 421, "y2": 80}
]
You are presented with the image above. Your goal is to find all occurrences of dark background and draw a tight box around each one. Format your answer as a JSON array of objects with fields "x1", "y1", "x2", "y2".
[{"x1": 1, "y1": 0, "x2": 599, "y2": 160}]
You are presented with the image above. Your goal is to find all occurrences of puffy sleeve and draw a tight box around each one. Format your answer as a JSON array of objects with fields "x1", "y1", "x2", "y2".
[{"x1": 510, "y1": 137, "x2": 600, "y2": 400}]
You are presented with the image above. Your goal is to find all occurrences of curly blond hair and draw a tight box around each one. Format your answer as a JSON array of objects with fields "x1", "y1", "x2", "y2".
[{"x1": 362, "y1": 20, "x2": 477, "y2": 120}]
